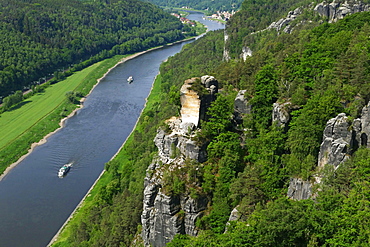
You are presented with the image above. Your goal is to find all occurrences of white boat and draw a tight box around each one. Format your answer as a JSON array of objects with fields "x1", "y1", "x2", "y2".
[
  {"x1": 127, "y1": 76, "x2": 134, "y2": 83},
  {"x1": 58, "y1": 163, "x2": 72, "y2": 178}
]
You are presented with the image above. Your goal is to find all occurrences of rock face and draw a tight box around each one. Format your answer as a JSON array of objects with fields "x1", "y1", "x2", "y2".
[
  {"x1": 289, "y1": 102, "x2": 370, "y2": 199},
  {"x1": 267, "y1": 7, "x2": 302, "y2": 33},
  {"x1": 180, "y1": 76, "x2": 218, "y2": 127},
  {"x1": 233, "y1": 90, "x2": 251, "y2": 125},
  {"x1": 318, "y1": 113, "x2": 352, "y2": 168},
  {"x1": 314, "y1": 1, "x2": 370, "y2": 23},
  {"x1": 287, "y1": 178, "x2": 312, "y2": 200},
  {"x1": 141, "y1": 77, "x2": 218, "y2": 247},
  {"x1": 272, "y1": 102, "x2": 291, "y2": 129},
  {"x1": 223, "y1": 30, "x2": 231, "y2": 61},
  {"x1": 240, "y1": 46, "x2": 253, "y2": 61},
  {"x1": 317, "y1": 102, "x2": 370, "y2": 168}
]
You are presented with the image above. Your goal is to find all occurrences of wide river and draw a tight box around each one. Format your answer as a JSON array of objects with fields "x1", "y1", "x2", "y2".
[{"x1": 0, "y1": 12, "x2": 224, "y2": 247}]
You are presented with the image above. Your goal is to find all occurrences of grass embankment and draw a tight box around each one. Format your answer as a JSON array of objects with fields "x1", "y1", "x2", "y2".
[
  {"x1": 51, "y1": 72, "x2": 165, "y2": 246},
  {"x1": 0, "y1": 55, "x2": 124, "y2": 175}
]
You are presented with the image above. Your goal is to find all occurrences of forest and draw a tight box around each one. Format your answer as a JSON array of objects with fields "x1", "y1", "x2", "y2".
[
  {"x1": 0, "y1": 0, "x2": 195, "y2": 103},
  {"x1": 53, "y1": 0, "x2": 370, "y2": 246}
]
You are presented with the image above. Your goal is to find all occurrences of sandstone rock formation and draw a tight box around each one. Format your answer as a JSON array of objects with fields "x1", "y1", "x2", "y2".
[
  {"x1": 287, "y1": 178, "x2": 312, "y2": 200},
  {"x1": 141, "y1": 77, "x2": 218, "y2": 247},
  {"x1": 272, "y1": 102, "x2": 291, "y2": 129},
  {"x1": 314, "y1": 1, "x2": 370, "y2": 23},
  {"x1": 267, "y1": 7, "x2": 302, "y2": 33},
  {"x1": 223, "y1": 31, "x2": 231, "y2": 61},
  {"x1": 240, "y1": 46, "x2": 253, "y2": 61},
  {"x1": 288, "y1": 102, "x2": 370, "y2": 200},
  {"x1": 233, "y1": 90, "x2": 251, "y2": 125},
  {"x1": 317, "y1": 113, "x2": 352, "y2": 168}
]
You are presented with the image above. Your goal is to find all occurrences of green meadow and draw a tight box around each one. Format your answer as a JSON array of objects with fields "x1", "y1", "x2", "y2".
[{"x1": 0, "y1": 55, "x2": 124, "y2": 174}]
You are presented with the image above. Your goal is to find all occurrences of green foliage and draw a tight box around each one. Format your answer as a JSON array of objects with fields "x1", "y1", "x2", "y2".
[
  {"x1": 249, "y1": 64, "x2": 278, "y2": 130},
  {"x1": 1, "y1": 90, "x2": 23, "y2": 111},
  {"x1": 285, "y1": 91, "x2": 343, "y2": 177},
  {"x1": 0, "y1": 0, "x2": 190, "y2": 100},
  {"x1": 199, "y1": 93, "x2": 235, "y2": 140}
]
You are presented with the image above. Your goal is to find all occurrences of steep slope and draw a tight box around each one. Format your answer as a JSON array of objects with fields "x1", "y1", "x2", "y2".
[{"x1": 162, "y1": 2, "x2": 370, "y2": 246}]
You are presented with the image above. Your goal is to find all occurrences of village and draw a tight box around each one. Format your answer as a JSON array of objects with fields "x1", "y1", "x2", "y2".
[{"x1": 171, "y1": 9, "x2": 236, "y2": 23}]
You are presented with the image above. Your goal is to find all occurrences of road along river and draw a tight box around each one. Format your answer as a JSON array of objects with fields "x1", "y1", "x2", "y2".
[{"x1": 0, "y1": 12, "x2": 224, "y2": 247}]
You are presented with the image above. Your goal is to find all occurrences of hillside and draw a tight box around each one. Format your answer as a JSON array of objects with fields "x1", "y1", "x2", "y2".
[
  {"x1": 0, "y1": 0, "x2": 191, "y2": 101},
  {"x1": 54, "y1": 0, "x2": 370, "y2": 246}
]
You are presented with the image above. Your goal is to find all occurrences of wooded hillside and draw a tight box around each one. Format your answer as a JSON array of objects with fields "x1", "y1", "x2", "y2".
[{"x1": 0, "y1": 0, "x2": 189, "y2": 100}]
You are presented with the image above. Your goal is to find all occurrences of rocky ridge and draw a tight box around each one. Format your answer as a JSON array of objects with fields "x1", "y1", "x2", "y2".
[
  {"x1": 224, "y1": 1, "x2": 370, "y2": 61},
  {"x1": 141, "y1": 76, "x2": 218, "y2": 247},
  {"x1": 288, "y1": 102, "x2": 370, "y2": 200}
]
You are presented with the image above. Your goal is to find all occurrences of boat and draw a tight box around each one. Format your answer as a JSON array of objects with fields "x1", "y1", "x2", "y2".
[
  {"x1": 58, "y1": 163, "x2": 72, "y2": 178},
  {"x1": 127, "y1": 76, "x2": 134, "y2": 83}
]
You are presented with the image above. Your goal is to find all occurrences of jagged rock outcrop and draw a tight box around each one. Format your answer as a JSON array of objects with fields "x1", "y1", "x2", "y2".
[
  {"x1": 141, "y1": 77, "x2": 218, "y2": 247},
  {"x1": 314, "y1": 1, "x2": 370, "y2": 23},
  {"x1": 317, "y1": 102, "x2": 370, "y2": 168},
  {"x1": 272, "y1": 102, "x2": 291, "y2": 129},
  {"x1": 267, "y1": 7, "x2": 302, "y2": 33},
  {"x1": 180, "y1": 76, "x2": 218, "y2": 127},
  {"x1": 318, "y1": 113, "x2": 352, "y2": 168},
  {"x1": 288, "y1": 102, "x2": 370, "y2": 199},
  {"x1": 233, "y1": 90, "x2": 251, "y2": 125},
  {"x1": 287, "y1": 178, "x2": 312, "y2": 200},
  {"x1": 223, "y1": 30, "x2": 231, "y2": 61},
  {"x1": 240, "y1": 46, "x2": 253, "y2": 61}
]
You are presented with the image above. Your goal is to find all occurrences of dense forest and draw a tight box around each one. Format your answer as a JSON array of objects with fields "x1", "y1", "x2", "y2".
[
  {"x1": 167, "y1": 2, "x2": 370, "y2": 246},
  {"x1": 144, "y1": 0, "x2": 242, "y2": 12},
  {"x1": 0, "y1": 0, "x2": 195, "y2": 102}
]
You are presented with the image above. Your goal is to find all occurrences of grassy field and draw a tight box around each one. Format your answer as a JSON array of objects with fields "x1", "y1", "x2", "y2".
[
  {"x1": 0, "y1": 62, "x2": 101, "y2": 150},
  {"x1": 0, "y1": 55, "x2": 124, "y2": 174}
]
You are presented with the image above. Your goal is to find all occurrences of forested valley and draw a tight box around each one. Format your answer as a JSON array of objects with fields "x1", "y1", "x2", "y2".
[
  {"x1": 55, "y1": 0, "x2": 370, "y2": 246},
  {"x1": 0, "y1": 0, "x2": 196, "y2": 107}
]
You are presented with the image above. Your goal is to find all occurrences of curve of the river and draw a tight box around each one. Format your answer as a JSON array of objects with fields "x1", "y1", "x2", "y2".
[{"x1": 0, "y1": 12, "x2": 224, "y2": 247}]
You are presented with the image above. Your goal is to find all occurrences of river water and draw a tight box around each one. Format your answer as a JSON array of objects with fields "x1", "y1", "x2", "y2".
[{"x1": 0, "y1": 12, "x2": 224, "y2": 247}]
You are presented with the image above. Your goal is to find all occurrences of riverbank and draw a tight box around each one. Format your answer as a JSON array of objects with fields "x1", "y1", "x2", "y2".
[
  {"x1": 47, "y1": 13, "x2": 225, "y2": 246},
  {"x1": 44, "y1": 37, "x2": 201, "y2": 246},
  {"x1": 0, "y1": 36, "x2": 199, "y2": 182}
]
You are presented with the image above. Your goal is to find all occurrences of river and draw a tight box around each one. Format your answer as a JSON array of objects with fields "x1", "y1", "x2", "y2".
[{"x1": 0, "y1": 11, "x2": 224, "y2": 247}]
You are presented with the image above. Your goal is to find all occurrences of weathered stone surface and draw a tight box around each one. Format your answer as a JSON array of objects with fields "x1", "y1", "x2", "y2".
[
  {"x1": 180, "y1": 78, "x2": 201, "y2": 127},
  {"x1": 291, "y1": 104, "x2": 370, "y2": 200},
  {"x1": 267, "y1": 7, "x2": 302, "y2": 33},
  {"x1": 228, "y1": 207, "x2": 240, "y2": 222},
  {"x1": 180, "y1": 76, "x2": 218, "y2": 127},
  {"x1": 287, "y1": 178, "x2": 312, "y2": 200},
  {"x1": 359, "y1": 101, "x2": 370, "y2": 147},
  {"x1": 314, "y1": 1, "x2": 370, "y2": 23},
  {"x1": 142, "y1": 77, "x2": 215, "y2": 247},
  {"x1": 318, "y1": 113, "x2": 352, "y2": 168},
  {"x1": 240, "y1": 46, "x2": 253, "y2": 61},
  {"x1": 272, "y1": 102, "x2": 291, "y2": 128},
  {"x1": 234, "y1": 90, "x2": 251, "y2": 124},
  {"x1": 223, "y1": 30, "x2": 231, "y2": 61}
]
